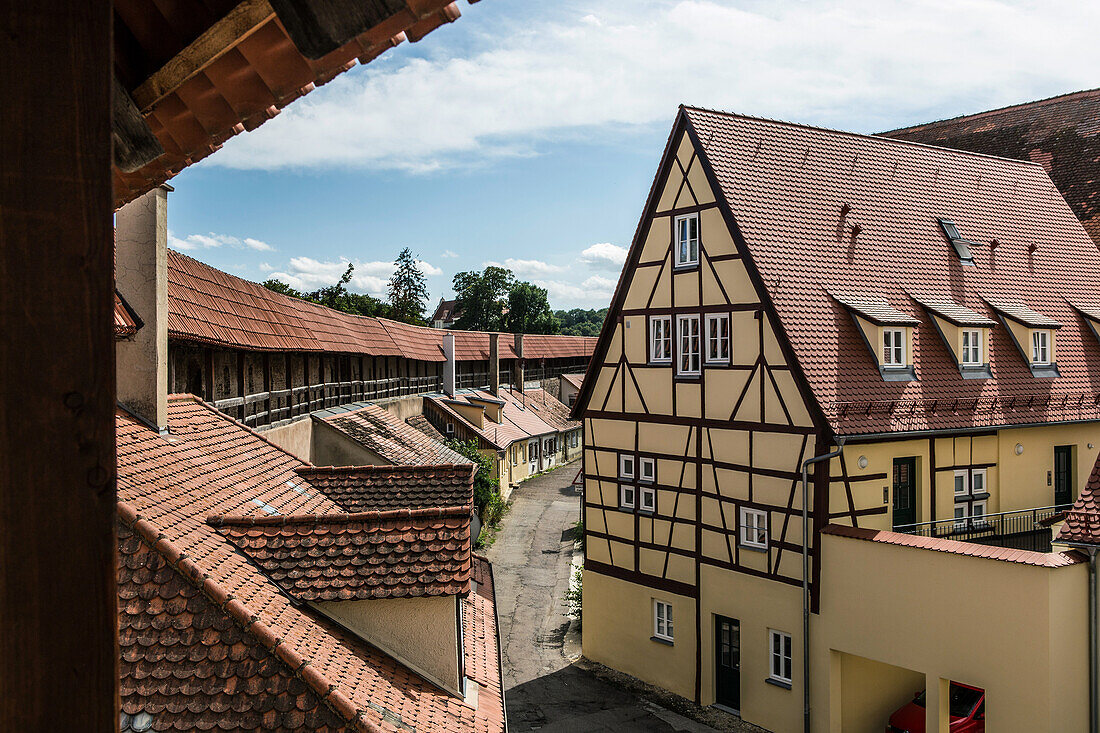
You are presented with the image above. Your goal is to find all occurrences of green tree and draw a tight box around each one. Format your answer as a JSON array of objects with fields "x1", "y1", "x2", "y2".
[
  {"x1": 261, "y1": 279, "x2": 304, "y2": 298},
  {"x1": 554, "y1": 307, "x2": 608, "y2": 336},
  {"x1": 261, "y1": 263, "x2": 394, "y2": 318},
  {"x1": 505, "y1": 282, "x2": 560, "y2": 334},
  {"x1": 387, "y1": 247, "x2": 428, "y2": 325},
  {"x1": 446, "y1": 438, "x2": 505, "y2": 526},
  {"x1": 452, "y1": 266, "x2": 515, "y2": 331}
]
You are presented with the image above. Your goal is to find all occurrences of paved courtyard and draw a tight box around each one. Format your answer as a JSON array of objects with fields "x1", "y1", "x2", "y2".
[{"x1": 485, "y1": 462, "x2": 720, "y2": 732}]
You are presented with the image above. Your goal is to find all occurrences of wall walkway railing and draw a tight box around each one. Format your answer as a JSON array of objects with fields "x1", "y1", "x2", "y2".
[{"x1": 893, "y1": 504, "x2": 1068, "y2": 553}]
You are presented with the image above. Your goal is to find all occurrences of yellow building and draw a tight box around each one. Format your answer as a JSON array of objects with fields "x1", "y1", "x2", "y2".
[{"x1": 573, "y1": 107, "x2": 1100, "y2": 732}]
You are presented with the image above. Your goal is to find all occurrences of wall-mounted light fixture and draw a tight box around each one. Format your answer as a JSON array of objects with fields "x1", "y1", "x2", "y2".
[
  {"x1": 1015, "y1": 443, "x2": 1024, "y2": 455},
  {"x1": 1090, "y1": 443, "x2": 1095, "y2": 450},
  {"x1": 858, "y1": 455, "x2": 869, "y2": 469}
]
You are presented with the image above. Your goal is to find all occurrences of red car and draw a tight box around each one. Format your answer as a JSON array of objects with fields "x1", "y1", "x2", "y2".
[{"x1": 886, "y1": 682, "x2": 985, "y2": 733}]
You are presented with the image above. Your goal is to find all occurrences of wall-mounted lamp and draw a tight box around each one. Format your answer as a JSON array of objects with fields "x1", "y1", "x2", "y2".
[
  {"x1": 1090, "y1": 443, "x2": 1095, "y2": 450},
  {"x1": 1015, "y1": 443, "x2": 1024, "y2": 455},
  {"x1": 857, "y1": 455, "x2": 869, "y2": 469}
]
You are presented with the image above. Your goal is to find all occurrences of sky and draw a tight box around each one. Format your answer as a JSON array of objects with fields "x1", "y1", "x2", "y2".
[{"x1": 164, "y1": 0, "x2": 1100, "y2": 310}]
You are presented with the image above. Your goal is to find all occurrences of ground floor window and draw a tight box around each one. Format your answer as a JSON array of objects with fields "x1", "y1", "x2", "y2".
[
  {"x1": 769, "y1": 630, "x2": 792, "y2": 685},
  {"x1": 654, "y1": 600, "x2": 674, "y2": 642},
  {"x1": 640, "y1": 485, "x2": 656, "y2": 512},
  {"x1": 620, "y1": 484, "x2": 635, "y2": 509}
]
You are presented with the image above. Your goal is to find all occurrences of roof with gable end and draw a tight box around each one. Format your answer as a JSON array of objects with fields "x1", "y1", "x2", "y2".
[
  {"x1": 908, "y1": 294, "x2": 998, "y2": 327},
  {"x1": 667, "y1": 106, "x2": 1100, "y2": 436},
  {"x1": 295, "y1": 464, "x2": 475, "y2": 512},
  {"x1": 116, "y1": 394, "x2": 505, "y2": 733},
  {"x1": 424, "y1": 387, "x2": 578, "y2": 451},
  {"x1": 883, "y1": 88, "x2": 1100, "y2": 248},
  {"x1": 1058, "y1": 450, "x2": 1100, "y2": 545},
  {"x1": 208, "y1": 507, "x2": 473, "y2": 601},
  {"x1": 315, "y1": 401, "x2": 472, "y2": 466}
]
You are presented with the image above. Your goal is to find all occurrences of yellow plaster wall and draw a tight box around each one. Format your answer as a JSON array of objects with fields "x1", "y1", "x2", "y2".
[
  {"x1": 815, "y1": 533, "x2": 1088, "y2": 733},
  {"x1": 833, "y1": 652, "x2": 925, "y2": 733},
  {"x1": 582, "y1": 570, "x2": 697, "y2": 700}
]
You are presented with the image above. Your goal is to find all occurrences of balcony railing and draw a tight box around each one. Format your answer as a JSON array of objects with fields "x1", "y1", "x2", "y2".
[{"x1": 893, "y1": 504, "x2": 1068, "y2": 553}]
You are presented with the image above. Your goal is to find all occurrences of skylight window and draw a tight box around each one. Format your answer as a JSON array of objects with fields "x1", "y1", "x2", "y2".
[{"x1": 937, "y1": 218, "x2": 976, "y2": 266}]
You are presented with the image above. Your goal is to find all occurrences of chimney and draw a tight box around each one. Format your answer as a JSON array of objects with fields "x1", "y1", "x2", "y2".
[
  {"x1": 443, "y1": 332, "x2": 455, "y2": 397},
  {"x1": 512, "y1": 333, "x2": 524, "y2": 395},
  {"x1": 489, "y1": 333, "x2": 500, "y2": 396},
  {"x1": 115, "y1": 185, "x2": 170, "y2": 432}
]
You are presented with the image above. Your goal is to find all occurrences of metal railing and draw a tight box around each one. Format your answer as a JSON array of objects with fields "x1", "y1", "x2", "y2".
[{"x1": 893, "y1": 504, "x2": 1068, "y2": 553}]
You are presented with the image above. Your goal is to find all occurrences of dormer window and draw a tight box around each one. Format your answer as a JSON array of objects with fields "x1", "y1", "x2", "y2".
[
  {"x1": 938, "y1": 218, "x2": 977, "y2": 266},
  {"x1": 674, "y1": 213, "x2": 700, "y2": 267},
  {"x1": 1032, "y1": 330, "x2": 1051, "y2": 365},
  {"x1": 961, "y1": 330, "x2": 982, "y2": 366},
  {"x1": 882, "y1": 329, "x2": 905, "y2": 368}
]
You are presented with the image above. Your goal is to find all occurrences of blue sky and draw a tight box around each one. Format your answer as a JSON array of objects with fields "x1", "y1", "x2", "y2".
[{"x1": 165, "y1": 0, "x2": 1099, "y2": 309}]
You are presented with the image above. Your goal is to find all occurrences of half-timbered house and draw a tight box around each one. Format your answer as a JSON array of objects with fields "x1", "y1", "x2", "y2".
[{"x1": 573, "y1": 106, "x2": 1100, "y2": 732}]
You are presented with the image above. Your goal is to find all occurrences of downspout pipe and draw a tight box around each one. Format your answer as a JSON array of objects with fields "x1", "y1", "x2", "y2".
[
  {"x1": 800, "y1": 438, "x2": 844, "y2": 733},
  {"x1": 1090, "y1": 547, "x2": 1098, "y2": 733}
]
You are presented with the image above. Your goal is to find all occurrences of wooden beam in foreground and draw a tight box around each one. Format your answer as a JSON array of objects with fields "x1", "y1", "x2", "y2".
[
  {"x1": 0, "y1": 0, "x2": 117, "y2": 729},
  {"x1": 132, "y1": 0, "x2": 277, "y2": 113}
]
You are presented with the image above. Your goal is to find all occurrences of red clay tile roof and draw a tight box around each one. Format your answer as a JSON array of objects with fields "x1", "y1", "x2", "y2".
[
  {"x1": 830, "y1": 291, "x2": 921, "y2": 326},
  {"x1": 680, "y1": 106, "x2": 1100, "y2": 436},
  {"x1": 883, "y1": 89, "x2": 1100, "y2": 248},
  {"x1": 1072, "y1": 303, "x2": 1100, "y2": 323},
  {"x1": 114, "y1": 0, "x2": 466, "y2": 207},
  {"x1": 115, "y1": 290, "x2": 142, "y2": 339},
  {"x1": 208, "y1": 507, "x2": 472, "y2": 601},
  {"x1": 823, "y1": 523, "x2": 1084, "y2": 567},
  {"x1": 296, "y1": 464, "x2": 475, "y2": 512},
  {"x1": 425, "y1": 387, "x2": 578, "y2": 450},
  {"x1": 561, "y1": 373, "x2": 584, "y2": 390},
  {"x1": 432, "y1": 298, "x2": 459, "y2": 323},
  {"x1": 1058, "y1": 453, "x2": 1100, "y2": 545},
  {"x1": 318, "y1": 402, "x2": 471, "y2": 466},
  {"x1": 167, "y1": 249, "x2": 594, "y2": 361},
  {"x1": 117, "y1": 505, "x2": 365, "y2": 732},
  {"x1": 407, "y1": 414, "x2": 451, "y2": 444},
  {"x1": 116, "y1": 395, "x2": 504, "y2": 732},
  {"x1": 909, "y1": 294, "x2": 998, "y2": 327}
]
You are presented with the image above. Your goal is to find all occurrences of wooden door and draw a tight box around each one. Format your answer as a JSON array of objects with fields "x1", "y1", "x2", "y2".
[
  {"x1": 715, "y1": 616, "x2": 740, "y2": 711},
  {"x1": 892, "y1": 457, "x2": 917, "y2": 529},
  {"x1": 1054, "y1": 446, "x2": 1073, "y2": 507}
]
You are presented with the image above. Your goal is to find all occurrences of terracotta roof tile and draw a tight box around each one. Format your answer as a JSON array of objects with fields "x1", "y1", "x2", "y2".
[
  {"x1": 208, "y1": 507, "x2": 473, "y2": 601},
  {"x1": 116, "y1": 395, "x2": 504, "y2": 732},
  {"x1": 823, "y1": 523, "x2": 1084, "y2": 567},
  {"x1": 1058, "y1": 452, "x2": 1100, "y2": 545},
  {"x1": 406, "y1": 414, "x2": 451, "y2": 444},
  {"x1": 830, "y1": 291, "x2": 921, "y2": 326},
  {"x1": 982, "y1": 297, "x2": 1062, "y2": 328},
  {"x1": 561, "y1": 373, "x2": 585, "y2": 390},
  {"x1": 883, "y1": 89, "x2": 1100, "y2": 248},
  {"x1": 909, "y1": 294, "x2": 998, "y2": 327},
  {"x1": 425, "y1": 387, "x2": 578, "y2": 450},
  {"x1": 115, "y1": 290, "x2": 142, "y2": 339},
  {"x1": 296, "y1": 464, "x2": 475, "y2": 512},
  {"x1": 682, "y1": 107, "x2": 1100, "y2": 436},
  {"x1": 317, "y1": 402, "x2": 471, "y2": 466}
]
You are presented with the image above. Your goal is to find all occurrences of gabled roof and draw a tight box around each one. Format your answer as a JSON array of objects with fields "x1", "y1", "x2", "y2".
[
  {"x1": 296, "y1": 464, "x2": 475, "y2": 512},
  {"x1": 909, "y1": 294, "x2": 998, "y2": 327},
  {"x1": 830, "y1": 291, "x2": 920, "y2": 326},
  {"x1": 426, "y1": 387, "x2": 578, "y2": 450},
  {"x1": 316, "y1": 401, "x2": 471, "y2": 466},
  {"x1": 561, "y1": 373, "x2": 584, "y2": 390},
  {"x1": 432, "y1": 298, "x2": 459, "y2": 323},
  {"x1": 883, "y1": 89, "x2": 1100, "y2": 248},
  {"x1": 167, "y1": 249, "x2": 595, "y2": 361},
  {"x1": 1058, "y1": 451, "x2": 1100, "y2": 545},
  {"x1": 407, "y1": 414, "x2": 451, "y2": 444},
  {"x1": 677, "y1": 106, "x2": 1100, "y2": 435},
  {"x1": 208, "y1": 507, "x2": 473, "y2": 601},
  {"x1": 116, "y1": 395, "x2": 505, "y2": 732}
]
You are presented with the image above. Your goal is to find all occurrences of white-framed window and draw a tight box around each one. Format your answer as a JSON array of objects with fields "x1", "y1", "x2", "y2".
[
  {"x1": 640, "y1": 485, "x2": 656, "y2": 512},
  {"x1": 445, "y1": 422, "x2": 455, "y2": 435},
  {"x1": 620, "y1": 484, "x2": 635, "y2": 509},
  {"x1": 650, "y1": 316, "x2": 672, "y2": 363},
  {"x1": 674, "y1": 213, "x2": 700, "y2": 267},
  {"x1": 619, "y1": 454, "x2": 635, "y2": 480},
  {"x1": 882, "y1": 329, "x2": 905, "y2": 367},
  {"x1": 739, "y1": 507, "x2": 768, "y2": 549},
  {"x1": 654, "y1": 600, "x2": 674, "y2": 641},
  {"x1": 954, "y1": 469, "x2": 967, "y2": 495},
  {"x1": 954, "y1": 468, "x2": 987, "y2": 497},
  {"x1": 769, "y1": 630, "x2": 793, "y2": 684},
  {"x1": 961, "y1": 329, "x2": 982, "y2": 366},
  {"x1": 705, "y1": 313, "x2": 730, "y2": 364},
  {"x1": 955, "y1": 499, "x2": 988, "y2": 528},
  {"x1": 677, "y1": 315, "x2": 701, "y2": 376},
  {"x1": 639, "y1": 456, "x2": 656, "y2": 483},
  {"x1": 1032, "y1": 330, "x2": 1051, "y2": 365},
  {"x1": 971, "y1": 468, "x2": 986, "y2": 495}
]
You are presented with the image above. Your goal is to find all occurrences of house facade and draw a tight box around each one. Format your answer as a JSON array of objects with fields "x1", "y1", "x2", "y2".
[{"x1": 573, "y1": 107, "x2": 1100, "y2": 732}]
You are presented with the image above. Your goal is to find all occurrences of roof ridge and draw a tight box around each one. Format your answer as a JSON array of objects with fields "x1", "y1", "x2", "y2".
[
  {"x1": 882, "y1": 87, "x2": 1100, "y2": 135},
  {"x1": 681, "y1": 104, "x2": 1048, "y2": 169},
  {"x1": 297, "y1": 463, "x2": 476, "y2": 476},
  {"x1": 206, "y1": 505, "x2": 473, "y2": 527},
  {"x1": 117, "y1": 500, "x2": 382, "y2": 733}
]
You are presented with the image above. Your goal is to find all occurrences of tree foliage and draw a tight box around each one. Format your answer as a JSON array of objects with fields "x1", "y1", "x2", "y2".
[
  {"x1": 505, "y1": 282, "x2": 560, "y2": 334},
  {"x1": 387, "y1": 248, "x2": 428, "y2": 325},
  {"x1": 446, "y1": 438, "x2": 504, "y2": 524},
  {"x1": 554, "y1": 307, "x2": 608, "y2": 337},
  {"x1": 261, "y1": 262, "x2": 395, "y2": 320},
  {"x1": 452, "y1": 266, "x2": 516, "y2": 332}
]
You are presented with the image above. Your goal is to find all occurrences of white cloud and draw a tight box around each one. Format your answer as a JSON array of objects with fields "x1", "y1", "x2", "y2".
[
  {"x1": 485, "y1": 257, "x2": 568, "y2": 276},
  {"x1": 168, "y1": 230, "x2": 275, "y2": 252},
  {"x1": 535, "y1": 275, "x2": 618, "y2": 309},
  {"x1": 441, "y1": 250, "x2": 459, "y2": 258},
  {"x1": 208, "y1": 0, "x2": 1100, "y2": 172},
  {"x1": 258, "y1": 262, "x2": 275, "y2": 272},
  {"x1": 579, "y1": 242, "x2": 627, "y2": 270},
  {"x1": 267, "y1": 255, "x2": 441, "y2": 297}
]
